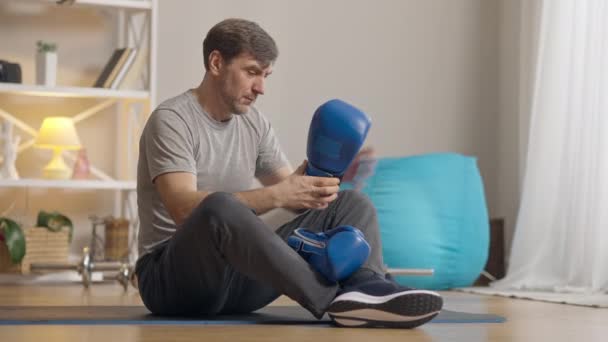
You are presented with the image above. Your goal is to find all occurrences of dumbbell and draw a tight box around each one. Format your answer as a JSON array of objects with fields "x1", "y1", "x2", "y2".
[{"x1": 29, "y1": 246, "x2": 134, "y2": 290}]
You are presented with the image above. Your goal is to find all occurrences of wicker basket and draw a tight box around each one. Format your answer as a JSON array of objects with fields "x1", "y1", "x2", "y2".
[
  {"x1": 0, "y1": 227, "x2": 69, "y2": 274},
  {"x1": 104, "y1": 218, "x2": 130, "y2": 261}
]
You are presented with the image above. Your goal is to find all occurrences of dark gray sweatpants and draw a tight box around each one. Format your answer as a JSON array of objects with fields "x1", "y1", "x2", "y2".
[{"x1": 135, "y1": 190, "x2": 385, "y2": 318}]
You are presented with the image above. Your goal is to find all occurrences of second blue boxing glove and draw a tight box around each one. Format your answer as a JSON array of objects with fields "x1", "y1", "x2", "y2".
[{"x1": 287, "y1": 225, "x2": 371, "y2": 283}]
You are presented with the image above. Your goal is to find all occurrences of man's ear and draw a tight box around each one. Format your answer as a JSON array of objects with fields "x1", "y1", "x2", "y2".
[{"x1": 208, "y1": 50, "x2": 224, "y2": 76}]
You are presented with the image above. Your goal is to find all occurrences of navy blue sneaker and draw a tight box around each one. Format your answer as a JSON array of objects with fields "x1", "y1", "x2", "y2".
[{"x1": 326, "y1": 274, "x2": 443, "y2": 328}]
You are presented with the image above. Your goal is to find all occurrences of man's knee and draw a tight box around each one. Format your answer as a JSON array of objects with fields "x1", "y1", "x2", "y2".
[
  {"x1": 201, "y1": 192, "x2": 238, "y2": 210},
  {"x1": 189, "y1": 192, "x2": 241, "y2": 225}
]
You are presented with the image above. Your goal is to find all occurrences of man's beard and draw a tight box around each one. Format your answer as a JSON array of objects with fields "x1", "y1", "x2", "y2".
[{"x1": 219, "y1": 81, "x2": 248, "y2": 115}]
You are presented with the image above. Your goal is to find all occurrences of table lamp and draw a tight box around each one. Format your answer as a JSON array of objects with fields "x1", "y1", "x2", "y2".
[{"x1": 34, "y1": 117, "x2": 82, "y2": 179}]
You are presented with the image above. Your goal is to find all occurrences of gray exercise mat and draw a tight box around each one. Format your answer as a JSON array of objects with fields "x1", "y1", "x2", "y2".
[{"x1": 0, "y1": 305, "x2": 505, "y2": 325}]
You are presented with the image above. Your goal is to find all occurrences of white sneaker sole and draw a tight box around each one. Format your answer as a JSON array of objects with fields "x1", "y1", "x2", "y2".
[{"x1": 327, "y1": 290, "x2": 443, "y2": 328}]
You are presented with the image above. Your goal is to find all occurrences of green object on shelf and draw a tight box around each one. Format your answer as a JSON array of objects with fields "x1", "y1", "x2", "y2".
[
  {"x1": 36, "y1": 40, "x2": 57, "y2": 53},
  {"x1": 37, "y1": 211, "x2": 73, "y2": 242},
  {"x1": 0, "y1": 217, "x2": 26, "y2": 264}
]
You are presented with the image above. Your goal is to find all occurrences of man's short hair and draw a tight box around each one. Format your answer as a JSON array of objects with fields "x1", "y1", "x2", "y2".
[{"x1": 203, "y1": 18, "x2": 278, "y2": 70}]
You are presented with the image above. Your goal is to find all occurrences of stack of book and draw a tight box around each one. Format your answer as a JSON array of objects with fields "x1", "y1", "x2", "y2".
[{"x1": 93, "y1": 47, "x2": 146, "y2": 89}]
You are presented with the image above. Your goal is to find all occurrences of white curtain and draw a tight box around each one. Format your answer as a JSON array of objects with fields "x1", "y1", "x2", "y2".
[{"x1": 493, "y1": 0, "x2": 608, "y2": 293}]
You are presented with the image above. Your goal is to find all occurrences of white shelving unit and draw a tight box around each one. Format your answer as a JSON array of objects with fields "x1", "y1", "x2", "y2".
[
  {"x1": 0, "y1": 0, "x2": 158, "y2": 263},
  {"x1": 0, "y1": 179, "x2": 135, "y2": 191},
  {"x1": 0, "y1": 83, "x2": 149, "y2": 100}
]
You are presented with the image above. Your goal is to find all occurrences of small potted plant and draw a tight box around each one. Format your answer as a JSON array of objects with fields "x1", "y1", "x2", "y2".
[
  {"x1": 0, "y1": 217, "x2": 26, "y2": 266},
  {"x1": 37, "y1": 210, "x2": 74, "y2": 242},
  {"x1": 36, "y1": 40, "x2": 58, "y2": 87}
]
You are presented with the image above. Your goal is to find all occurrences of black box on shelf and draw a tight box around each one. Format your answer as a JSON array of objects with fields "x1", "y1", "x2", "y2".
[{"x1": 0, "y1": 60, "x2": 22, "y2": 83}]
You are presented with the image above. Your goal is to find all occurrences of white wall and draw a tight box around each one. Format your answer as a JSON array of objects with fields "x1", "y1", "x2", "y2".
[{"x1": 157, "y1": 0, "x2": 500, "y2": 216}]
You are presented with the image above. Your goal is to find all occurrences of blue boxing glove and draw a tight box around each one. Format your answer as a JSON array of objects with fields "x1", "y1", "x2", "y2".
[
  {"x1": 287, "y1": 225, "x2": 371, "y2": 283},
  {"x1": 306, "y1": 99, "x2": 372, "y2": 178}
]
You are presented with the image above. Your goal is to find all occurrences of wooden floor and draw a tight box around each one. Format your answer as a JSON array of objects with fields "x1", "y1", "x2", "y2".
[{"x1": 0, "y1": 283, "x2": 607, "y2": 341}]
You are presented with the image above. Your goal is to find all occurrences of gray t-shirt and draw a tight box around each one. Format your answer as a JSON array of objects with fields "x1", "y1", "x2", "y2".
[{"x1": 137, "y1": 90, "x2": 289, "y2": 256}]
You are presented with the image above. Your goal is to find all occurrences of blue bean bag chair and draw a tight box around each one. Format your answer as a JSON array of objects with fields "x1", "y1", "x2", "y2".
[{"x1": 342, "y1": 153, "x2": 489, "y2": 290}]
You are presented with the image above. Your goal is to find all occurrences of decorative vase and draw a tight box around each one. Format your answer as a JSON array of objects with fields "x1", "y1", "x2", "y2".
[
  {"x1": 36, "y1": 51, "x2": 57, "y2": 86},
  {"x1": 71, "y1": 148, "x2": 91, "y2": 179}
]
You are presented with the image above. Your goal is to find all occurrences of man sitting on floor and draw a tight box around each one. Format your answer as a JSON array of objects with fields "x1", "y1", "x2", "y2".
[{"x1": 135, "y1": 18, "x2": 443, "y2": 328}]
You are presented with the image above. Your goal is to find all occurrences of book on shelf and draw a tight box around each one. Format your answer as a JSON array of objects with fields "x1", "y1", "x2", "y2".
[
  {"x1": 93, "y1": 48, "x2": 126, "y2": 88},
  {"x1": 102, "y1": 48, "x2": 132, "y2": 88},
  {"x1": 93, "y1": 47, "x2": 140, "y2": 89},
  {"x1": 118, "y1": 48, "x2": 147, "y2": 90},
  {"x1": 109, "y1": 48, "x2": 137, "y2": 88}
]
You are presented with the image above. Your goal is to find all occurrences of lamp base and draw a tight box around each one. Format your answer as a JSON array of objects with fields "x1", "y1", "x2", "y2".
[
  {"x1": 42, "y1": 167, "x2": 71, "y2": 180},
  {"x1": 42, "y1": 148, "x2": 71, "y2": 180}
]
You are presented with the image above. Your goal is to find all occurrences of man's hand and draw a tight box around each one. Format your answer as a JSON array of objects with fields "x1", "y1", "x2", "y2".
[
  {"x1": 271, "y1": 161, "x2": 340, "y2": 210},
  {"x1": 155, "y1": 161, "x2": 341, "y2": 224}
]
